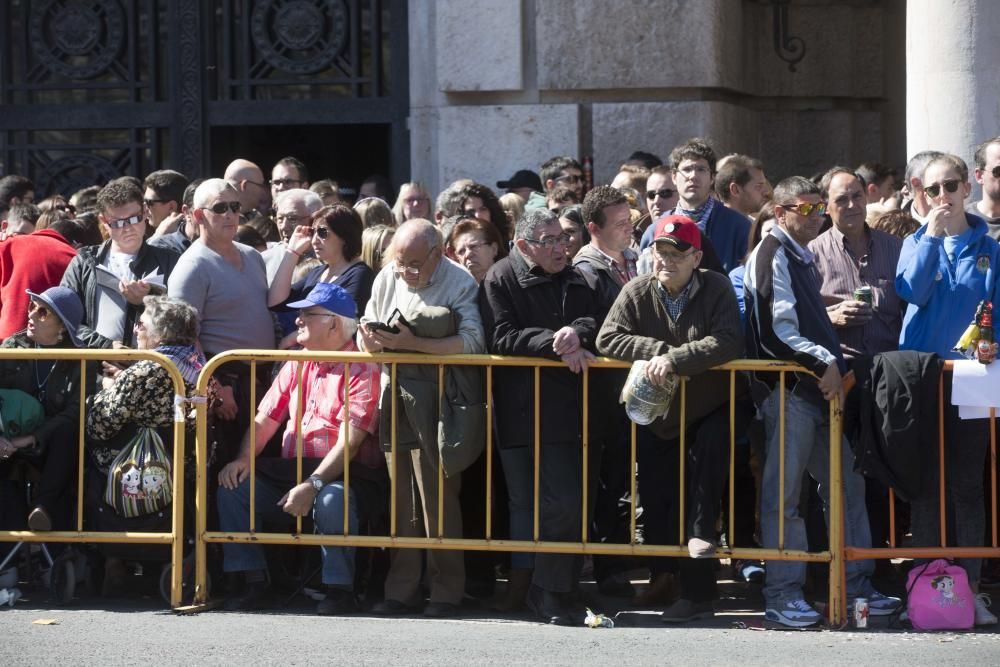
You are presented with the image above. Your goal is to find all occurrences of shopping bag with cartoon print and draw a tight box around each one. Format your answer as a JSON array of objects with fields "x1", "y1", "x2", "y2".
[
  {"x1": 103, "y1": 427, "x2": 173, "y2": 518},
  {"x1": 906, "y1": 558, "x2": 974, "y2": 631}
]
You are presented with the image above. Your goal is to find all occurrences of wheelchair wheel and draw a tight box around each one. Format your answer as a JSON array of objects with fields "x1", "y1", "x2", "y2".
[
  {"x1": 159, "y1": 556, "x2": 208, "y2": 606},
  {"x1": 49, "y1": 554, "x2": 75, "y2": 605}
]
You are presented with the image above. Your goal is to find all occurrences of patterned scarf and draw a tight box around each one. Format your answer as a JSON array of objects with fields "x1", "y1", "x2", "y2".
[
  {"x1": 156, "y1": 344, "x2": 206, "y2": 386},
  {"x1": 676, "y1": 196, "x2": 717, "y2": 231}
]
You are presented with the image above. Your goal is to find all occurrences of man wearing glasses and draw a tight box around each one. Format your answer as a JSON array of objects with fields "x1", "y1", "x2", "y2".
[
  {"x1": 598, "y1": 216, "x2": 747, "y2": 623},
  {"x1": 639, "y1": 139, "x2": 750, "y2": 274},
  {"x1": 525, "y1": 156, "x2": 584, "y2": 211},
  {"x1": 270, "y1": 156, "x2": 310, "y2": 204},
  {"x1": 141, "y1": 169, "x2": 189, "y2": 239},
  {"x1": 968, "y1": 136, "x2": 1000, "y2": 239},
  {"x1": 479, "y1": 207, "x2": 605, "y2": 625},
  {"x1": 60, "y1": 178, "x2": 179, "y2": 349},
  {"x1": 359, "y1": 219, "x2": 485, "y2": 618},
  {"x1": 216, "y1": 283, "x2": 386, "y2": 614},
  {"x1": 744, "y1": 176, "x2": 899, "y2": 627},
  {"x1": 262, "y1": 188, "x2": 322, "y2": 283}
]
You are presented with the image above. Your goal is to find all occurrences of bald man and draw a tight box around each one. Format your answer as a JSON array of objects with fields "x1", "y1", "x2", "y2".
[{"x1": 224, "y1": 159, "x2": 270, "y2": 214}]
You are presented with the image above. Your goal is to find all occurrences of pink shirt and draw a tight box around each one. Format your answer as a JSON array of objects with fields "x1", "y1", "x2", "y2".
[{"x1": 259, "y1": 341, "x2": 383, "y2": 468}]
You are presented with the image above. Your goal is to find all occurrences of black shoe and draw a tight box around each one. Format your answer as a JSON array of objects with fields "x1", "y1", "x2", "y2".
[
  {"x1": 423, "y1": 601, "x2": 460, "y2": 618},
  {"x1": 27, "y1": 506, "x2": 52, "y2": 532},
  {"x1": 317, "y1": 588, "x2": 358, "y2": 616},
  {"x1": 224, "y1": 581, "x2": 271, "y2": 611},
  {"x1": 526, "y1": 585, "x2": 580, "y2": 626},
  {"x1": 372, "y1": 598, "x2": 417, "y2": 616}
]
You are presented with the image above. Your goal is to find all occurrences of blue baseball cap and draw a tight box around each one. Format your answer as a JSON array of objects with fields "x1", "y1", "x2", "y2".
[{"x1": 287, "y1": 282, "x2": 358, "y2": 318}]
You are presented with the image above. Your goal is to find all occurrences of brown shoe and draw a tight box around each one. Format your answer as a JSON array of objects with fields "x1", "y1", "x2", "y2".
[
  {"x1": 492, "y1": 568, "x2": 533, "y2": 612},
  {"x1": 632, "y1": 572, "x2": 678, "y2": 607}
]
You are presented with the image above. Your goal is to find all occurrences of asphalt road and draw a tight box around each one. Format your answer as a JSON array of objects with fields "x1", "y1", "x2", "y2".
[{"x1": 3, "y1": 601, "x2": 999, "y2": 666}]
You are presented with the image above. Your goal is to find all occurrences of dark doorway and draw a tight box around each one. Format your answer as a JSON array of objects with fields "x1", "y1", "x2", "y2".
[{"x1": 209, "y1": 123, "x2": 391, "y2": 194}]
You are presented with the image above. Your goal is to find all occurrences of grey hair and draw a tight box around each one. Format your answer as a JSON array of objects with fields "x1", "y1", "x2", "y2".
[
  {"x1": 335, "y1": 313, "x2": 358, "y2": 339},
  {"x1": 514, "y1": 207, "x2": 558, "y2": 241},
  {"x1": 275, "y1": 188, "x2": 323, "y2": 215},
  {"x1": 193, "y1": 178, "x2": 238, "y2": 209},
  {"x1": 904, "y1": 150, "x2": 945, "y2": 185},
  {"x1": 142, "y1": 295, "x2": 199, "y2": 346},
  {"x1": 773, "y1": 176, "x2": 822, "y2": 205}
]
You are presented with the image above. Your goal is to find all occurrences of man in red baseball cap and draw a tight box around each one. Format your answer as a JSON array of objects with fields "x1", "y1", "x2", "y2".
[{"x1": 597, "y1": 211, "x2": 748, "y2": 624}]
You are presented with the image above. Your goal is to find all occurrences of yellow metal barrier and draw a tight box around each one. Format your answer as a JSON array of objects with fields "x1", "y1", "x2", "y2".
[
  {"x1": 0, "y1": 348, "x2": 189, "y2": 608},
  {"x1": 192, "y1": 351, "x2": 850, "y2": 624}
]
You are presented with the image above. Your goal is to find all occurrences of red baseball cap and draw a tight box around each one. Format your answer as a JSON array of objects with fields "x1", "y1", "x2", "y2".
[{"x1": 652, "y1": 215, "x2": 701, "y2": 251}]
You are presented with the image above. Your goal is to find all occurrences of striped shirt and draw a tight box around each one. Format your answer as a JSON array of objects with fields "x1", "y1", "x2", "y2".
[
  {"x1": 259, "y1": 340, "x2": 383, "y2": 468},
  {"x1": 808, "y1": 224, "x2": 904, "y2": 359}
]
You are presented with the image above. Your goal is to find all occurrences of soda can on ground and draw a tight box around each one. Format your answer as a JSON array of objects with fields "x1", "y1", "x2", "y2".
[{"x1": 853, "y1": 597, "x2": 869, "y2": 629}]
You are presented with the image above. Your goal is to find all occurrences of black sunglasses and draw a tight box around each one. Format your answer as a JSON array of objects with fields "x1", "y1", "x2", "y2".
[
  {"x1": 144, "y1": 198, "x2": 167, "y2": 207},
  {"x1": 107, "y1": 213, "x2": 145, "y2": 229},
  {"x1": 988, "y1": 166, "x2": 1000, "y2": 179},
  {"x1": 646, "y1": 188, "x2": 676, "y2": 200},
  {"x1": 923, "y1": 179, "x2": 960, "y2": 198},
  {"x1": 202, "y1": 201, "x2": 241, "y2": 215},
  {"x1": 313, "y1": 226, "x2": 333, "y2": 239}
]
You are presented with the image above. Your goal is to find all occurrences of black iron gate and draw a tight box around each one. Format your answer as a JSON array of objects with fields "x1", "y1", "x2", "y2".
[{"x1": 0, "y1": 0, "x2": 409, "y2": 196}]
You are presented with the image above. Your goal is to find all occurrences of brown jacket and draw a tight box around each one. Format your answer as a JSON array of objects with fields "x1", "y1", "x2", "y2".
[{"x1": 596, "y1": 270, "x2": 745, "y2": 440}]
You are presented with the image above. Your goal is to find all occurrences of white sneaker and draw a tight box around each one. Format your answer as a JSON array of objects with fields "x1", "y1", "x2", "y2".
[
  {"x1": 687, "y1": 537, "x2": 716, "y2": 558},
  {"x1": 765, "y1": 598, "x2": 823, "y2": 628},
  {"x1": 974, "y1": 593, "x2": 998, "y2": 626}
]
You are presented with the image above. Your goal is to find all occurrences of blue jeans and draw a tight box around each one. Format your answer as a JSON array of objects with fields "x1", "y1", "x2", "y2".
[
  {"x1": 760, "y1": 389, "x2": 874, "y2": 605},
  {"x1": 217, "y1": 476, "x2": 359, "y2": 587}
]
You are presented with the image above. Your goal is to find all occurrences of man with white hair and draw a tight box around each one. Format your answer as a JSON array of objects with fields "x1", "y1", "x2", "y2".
[
  {"x1": 359, "y1": 218, "x2": 485, "y2": 618},
  {"x1": 217, "y1": 283, "x2": 386, "y2": 613},
  {"x1": 262, "y1": 188, "x2": 323, "y2": 282}
]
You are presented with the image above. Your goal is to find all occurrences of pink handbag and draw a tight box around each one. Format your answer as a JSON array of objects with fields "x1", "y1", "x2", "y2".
[{"x1": 906, "y1": 559, "x2": 974, "y2": 631}]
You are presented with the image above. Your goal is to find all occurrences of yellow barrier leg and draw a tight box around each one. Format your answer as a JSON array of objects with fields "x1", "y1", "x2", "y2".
[{"x1": 828, "y1": 393, "x2": 846, "y2": 627}]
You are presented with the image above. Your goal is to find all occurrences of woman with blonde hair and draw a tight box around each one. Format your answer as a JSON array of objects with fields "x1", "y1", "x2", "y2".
[
  {"x1": 391, "y1": 182, "x2": 431, "y2": 226},
  {"x1": 361, "y1": 224, "x2": 395, "y2": 273},
  {"x1": 354, "y1": 196, "x2": 394, "y2": 229}
]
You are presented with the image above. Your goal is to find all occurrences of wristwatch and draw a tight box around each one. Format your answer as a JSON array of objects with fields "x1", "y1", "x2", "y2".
[{"x1": 307, "y1": 474, "x2": 324, "y2": 493}]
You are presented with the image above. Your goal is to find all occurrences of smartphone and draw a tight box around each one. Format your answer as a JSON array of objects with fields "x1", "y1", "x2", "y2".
[{"x1": 365, "y1": 308, "x2": 410, "y2": 335}]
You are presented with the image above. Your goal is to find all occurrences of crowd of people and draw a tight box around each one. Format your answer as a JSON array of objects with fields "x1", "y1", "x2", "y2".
[{"x1": 1, "y1": 134, "x2": 999, "y2": 628}]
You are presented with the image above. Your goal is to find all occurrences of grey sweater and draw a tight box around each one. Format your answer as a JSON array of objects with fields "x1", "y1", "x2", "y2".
[{"x1": 596, "y1": 270, "x2": 745, "y2": 440}]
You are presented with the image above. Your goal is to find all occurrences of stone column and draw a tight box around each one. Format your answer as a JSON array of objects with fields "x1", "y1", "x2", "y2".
[{"x1": 906, "y1": 0, "x2": 1000, "y2": 186}]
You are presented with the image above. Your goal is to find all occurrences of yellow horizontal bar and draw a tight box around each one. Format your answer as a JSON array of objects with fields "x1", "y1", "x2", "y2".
[
  {"x1": 198, "y1": 349, "x2": 810, "y2": 374},
  {"x1": 0, "y1": 531, "x2": 175, "y2": 544},
  {"x1": 200, "y1": 532, "x2": 831, "y2": 561}
]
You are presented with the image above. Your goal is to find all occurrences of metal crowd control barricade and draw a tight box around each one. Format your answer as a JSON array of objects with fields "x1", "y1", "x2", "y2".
[
  {"x1": 192, "y1": 351, "x2": 848, "y2": 624},
  {"x1": 0, "y1": 348, "x2": 190, "y2": 608},
  {"x1": 845, "y1": 361, "x2": 1000, "y2": 565}
]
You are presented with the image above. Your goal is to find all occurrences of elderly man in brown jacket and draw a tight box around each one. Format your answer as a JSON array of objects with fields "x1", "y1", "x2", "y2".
[{"x1": 597, "y1": 215, "x2": 748, "y2": 624}]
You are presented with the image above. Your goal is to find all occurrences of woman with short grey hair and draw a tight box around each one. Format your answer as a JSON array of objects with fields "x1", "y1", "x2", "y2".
[{"x1": 85, "y1": 294, "x2": 219, "y2": 596}]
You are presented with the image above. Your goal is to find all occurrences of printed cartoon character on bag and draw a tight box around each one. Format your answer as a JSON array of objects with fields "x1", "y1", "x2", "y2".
[
  {"x1": 120, "y1": 463, "x2": 141, "y2": 497},
  {"x1": 932, "y1": 575, "x2": 966, "y2": 607},
  {"x1": 141, "y1": 462, "x2": 169, "y2": 499}
]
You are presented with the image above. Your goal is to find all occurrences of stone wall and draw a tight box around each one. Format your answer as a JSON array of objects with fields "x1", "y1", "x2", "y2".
[{"x1": 409, "y1": 0, "x2": 905, "y2": 197}]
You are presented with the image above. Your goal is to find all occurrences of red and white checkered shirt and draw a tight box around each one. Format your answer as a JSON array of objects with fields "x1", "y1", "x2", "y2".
[{"x1": 259, "y1": 341, "x2": 383, "y2": 468}]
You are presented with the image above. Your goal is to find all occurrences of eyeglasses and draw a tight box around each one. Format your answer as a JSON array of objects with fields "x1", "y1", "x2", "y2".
[
  {"x1": 779, "y1": 201, "x2": 827, "y2": 217},
  {"x1": 201, "y1": 201, "x2": 241, "y2": 215},
  {"x1": 676, "y1": 164, "x2": 711, "y2": 177},
  {"x1": 646, "y1": 188, "x2": 676, "y2": 200},
  {"x1": 270, "y1": 178, "x2": 302, "y2": 188},
  {"x1": 394, "y1": 247, "x2": 439, "y2": 277},
  {"x1": 923, "y1": 179, "x2": 961, "y2": 198},
  {"x1": 28, "y1": 301, "x2": 50, "y2": 321},
  {"x1": 144, "y1": 198, "x2": 167, "y2": 207},
  {"x1": 298, "y1": 311, "x2": 334, "y2": 320},
  {"x1": 989, "y1": 166, "x2": 1000, "y2": 179},
  {"x1": 462, "y1": 205, "x2": 490, "y2": 218},
  {"x1": 276, "y1": 214, "x2": 308, "y2": 226},
  {"x1": 555, "y1": 173, "x2": 582, "y2": 185},
  {"x1": 654, "y1": 249, "x2": 696, "y2": 265},
  {"x1": 54, "y1": 203, "x2": 75, "y2": 214},
  {"x1": 107, "y1": 213, "x2": 146, "y2": 229},
  {"x1": 524, "y1": 233, "x2": 572, "y2": 250},
  {"x1": 313, "y1": 226, "x2": 334, "y2": 239}
]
